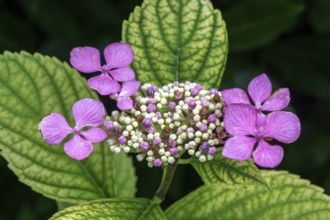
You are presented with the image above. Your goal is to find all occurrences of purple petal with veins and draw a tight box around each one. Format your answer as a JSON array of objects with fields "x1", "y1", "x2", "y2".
[
  {"x1": 263, "y1": 111, "x2": 301, "y2": 143},
  {"x1": 87, "y1": 74, "x2": 121, "y2": 96},
  {"x1": 109, "y1": 67, "x2": 135, "y2": 82},
  {"x1": 117, "y1": 97, "x2": 134, "y2": 110},
  {"x1": 262, "y1": 88, "x2": 290, "y2": 111},
  {"x1": 103, "y1": 42, "x2": 134, "y2": 69},
  {"x1": 80, "y1": 127, "x2": 107, "y2": 143},
  {"x1": 119, "y1": 80, "x2": 141, "y2": 97},
  {"x1": 253, "y1": 139, "x2": 283, "y2": 168},
  {"x1": 72, "y1": 98, "x2": 105, "y2": 129},
  {"x1": 221, "y1": 88, "x2": 250, "y2": 106},
  {"x1": 224, "y1": 104, "x2": 257, "y2": 136},
  {"x1": 248, "y1": 73, "x2": 272, "y2": 108},
  {"x1": 70, "y1": 46, "x2": 101, "y2": 73},
  {"x1": 38, "y1": 112, "x2": 72, "y2": 144},
  {"x1": 222, "y1": 136, "x2": 256, "y2": 161},
  {"x1": 64, "y1": 135, "x2": 94, "y2": 160}
]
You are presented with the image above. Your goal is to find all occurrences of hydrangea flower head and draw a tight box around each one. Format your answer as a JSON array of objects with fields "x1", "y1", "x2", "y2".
[
  {"x1": 70, "y1": 43, "x2": 135, "y2": 96},
  {"x1": 222, "y1": 73, "x2": 290, "y2": 111},
  {"x1": 38, "y1": 99, "x2": 107, "y2": 160}
]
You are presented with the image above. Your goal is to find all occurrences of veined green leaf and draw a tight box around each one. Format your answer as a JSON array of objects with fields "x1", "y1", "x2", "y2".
[
  {"x1": 122, "y1": 0, "x2": 228, "y2": 88},
  {"x1": 165, "y1": 171, "x2": 330, "y2": 219},
  {"x1": 191, "y1": 150, "x2": 268, "y2": 189},
  {"x1": 0, "y1": 51, "x2": 136, "y2": 203},
  {"x1": 50, "y1": 198, "x2": 166, "y2": 220}
]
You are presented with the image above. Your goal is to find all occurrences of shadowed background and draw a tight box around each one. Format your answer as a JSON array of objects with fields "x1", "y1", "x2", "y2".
[{"x1": 0, "y1": 0, "x2": 329, "y2": 219}]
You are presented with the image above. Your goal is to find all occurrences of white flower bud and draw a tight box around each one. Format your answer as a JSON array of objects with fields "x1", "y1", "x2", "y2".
[
  {"x1": 159, "y1": 149, "x2": 165, "y2": 155},
  {"x1": 168, "y1": 157, "x2": 175, "y2": 164},
  {"x1": 124, "y1": 147, "x2": 130, "y2": 153},
  {"x1": 123, "y1": 131, "x2": 129, "y2": 137},
  {"x1": 147, "y1": 150, "x2": 154, "y2": 156},
  {"x1": 165, "y1": 151, "x2": 171, "y2": 157},
  {"x1": 188, "y1": 149, "x2": 195, "y2": 155},
  {"x1": 199, "y1": 155, "x2": 207, "y2": 162},
  {"x1": 136, "y1": 154, "x2": 144, "y2": 161}
]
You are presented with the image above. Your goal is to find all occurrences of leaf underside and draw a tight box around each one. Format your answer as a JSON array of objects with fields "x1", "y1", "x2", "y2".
[
  {"x1": 122, "y1": 0, "x2": 228, "y2": 88},
  {"x1": 165, "y1": 171, "x2": 330, "y2": 220},
  {"x1": 0, "y1": 51, "x2": 136, "y2": 204}
]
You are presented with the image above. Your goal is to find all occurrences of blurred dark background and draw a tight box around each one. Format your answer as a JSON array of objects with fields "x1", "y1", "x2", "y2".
[{"x1": 1, "y1": 0, "x2": 330, "y2": 219}]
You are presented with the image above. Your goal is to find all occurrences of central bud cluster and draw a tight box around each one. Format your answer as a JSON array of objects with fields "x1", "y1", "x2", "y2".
[{"x1": 106, "y1": 81, "x2": 224, "y2": 167}]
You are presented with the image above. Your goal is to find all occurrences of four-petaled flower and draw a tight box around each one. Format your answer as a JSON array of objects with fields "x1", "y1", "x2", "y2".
[
  {"x1": 38, "y1": 98, "x2": 107, "y2": 160},
  {"x1": 70, "y1": 43, "x2": 135, "y2": 96},
  {"x1": 221, "y1": 73, "x2": 290, "y2": 111},
  {"x1": 110, "y1": 80, "x2": 141, "y2": 110}
]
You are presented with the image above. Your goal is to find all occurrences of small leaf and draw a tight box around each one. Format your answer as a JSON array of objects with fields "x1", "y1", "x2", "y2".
[
  {"x1": 224, "y1": 0, "x2": 305, "y2": 51},
  {"x1": 122, "y1": 0, "x2": 228, "y2": 88},
  {"x1": 0, "y1": 51, "x2": 136, "y2": 203},
  {"x1": 50, "y1": 198, "x2": 166, "y2": 220},
  {"x1": 165, "y1": 171, "x2": 330, "y2": 219},
  {"x1": 191, "y1": 150, "x2": 269, "y2": 189}
]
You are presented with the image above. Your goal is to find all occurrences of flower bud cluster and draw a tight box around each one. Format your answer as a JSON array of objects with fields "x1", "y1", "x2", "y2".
[{"x1": 106, "y1": 81, "x2": 225, "y2": 167}]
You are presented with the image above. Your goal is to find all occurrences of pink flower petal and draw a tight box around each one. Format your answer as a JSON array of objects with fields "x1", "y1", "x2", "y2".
[
  {"x1": 263, "y1": 111, "x2": 301, "y2": 143},
  {"x1": 87, "y1": 74, "x2": 121, "y2": 96},
  {"x1": 248, "y1": 73, "x2": 272, "y2": 108},
  {"x1": 70, "y1": 47, "x2": 101, "y2": 73},
  {"x1": 222, "y1": 136, "x2": 256, "y2": 161},
  {"x1": 119, "y1": 80, "x2": 141, "y2": 97},
  {"x1": 38, "y1": 113, "x2": 72, "y2": 144},
  {"x1": 80, "y1": 127, "x2": 107, "y2": 143},
  {"x1": 117, "y1": 97, "x2": 134, "y2": 110},
  {"x1": 224, "y1": 104, "x2": 258, "y2": 136},
  {"x1": 72, "y1": 98, "x2": 105, "y2": 129},
  {"x1": 64, "y1": 135, "x2": 93, "y2": 160},
  {"x1": 262, "y1": 88, "x2": 290, "y2": 111},
  {"x1": 253, "y1": 139, "x2": 283, "y2": 168},
  {"x1": 104, "y1": 43, "x2": 134, "y2": 69},
  {"x1": 221, "y1": 88, "x2": 250, "y2": 105},
  {"x1": 109, "y1": 67, "x2": 135, "y2": 82}
]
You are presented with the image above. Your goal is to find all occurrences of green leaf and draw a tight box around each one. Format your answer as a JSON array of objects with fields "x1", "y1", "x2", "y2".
[
  {"x1": 50, "y1": 198, "x2": 166, "y2": 220},
  {"x1": 0, "y1": 51, "x2": 136, "y2": 203},
  {"x1": 224, "y1": 0, "x2": 305, "y2": 51},
  {"x1": 122, "y1": 0, "x2": 228, "y2": 88},
  {"x1": 165, "y1": 171, "x2": 330, "y2": 219},
  {"x1": 191, "y1": 150, "x2": 269, "y2": 189}
]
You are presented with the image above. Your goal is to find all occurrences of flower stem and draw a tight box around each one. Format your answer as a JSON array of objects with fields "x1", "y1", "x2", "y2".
[
  {"x1": 178, "y1": 158, "x2": 192, "y2": 165},
  {"x1": 152, "y1": 160, "x2": 179, "y2": 204}
]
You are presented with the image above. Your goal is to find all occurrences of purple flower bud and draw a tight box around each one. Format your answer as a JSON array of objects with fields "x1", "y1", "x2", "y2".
[
  {"x1": 201, "y1": 97, "x2": 209, "y2": 107},
  {"x1": 200, "y1": 142, "x2": 209, "y2": 151},
  {"x1": 155, "y1": 112, "x2": 162, "y2": 119},
  {"x1": 208, "y1": 114, "x2": 216, "y2": 123},
  {"x1": 152, "y1": 85, "x2": 159, "y2": 92},
  {"x1": 146, "y1": 86, "x2": 155, "y2": 96},
  {"x1": 140, "y1": 141, "x2": 150, "y2": 151},
  {"x1": 208, "y1": 146, "x2": 216, "y2": 155},
  {"x1": 153, "y1": 137, "x2": 162, "y2": 144},
  {"x1": 215, "y1": 110, "x2": 222, "y2": 117},
  {"x1": 153, "y1": 158, "x2": 162, "y2": 167},
  {"x1": 175, "y1": 92, "x2": 183, "y2": 99},
  {"x1": 209, "y1": 88, "x2": 218, "y2": 95},
  {"x1": 147, "y1": 104, "x2": 156, "y2": 112},
  {"x1": 195, "y1": 84, "x2": 203, "y2": 90},
  {"x1": 170, "y1": 147, "x2": 179, "y2": 155},
  {"x1": 142, "y1": 118, "x2": 153, "y2": 128},
  {"x1": 168, "y1": 101, "x2": 176, "y2": 110},
  {"x1": 168, "y1": 140, "x2": 176, "y2": 148},
  {"x1": 118, "y1": 136, "x2": 127, "y2": 144},
  {"x1": 191, "y1": 87, "x2": 199, "y2": 96},
  {"x1": 148, "y1": 127, "x2": 156, "y2": 134},
  {"x1": 199, "y1": 124, "x2": 208, "y2": 132},
  {"x1": 114, "y1": 126, "x2": 123, "y2": 134},
  {"x1": 149, "y1": 98, "x2": 156, "y2": 104},
  {"x1": 187, "y1": 99, "x2": 196, "y2": 109},
  {"x1": 176, "y1": 127, "x2": 183, "y2": 135},
  {"x1": 187, "y1": 127, "x2": 194, "y2": 133},
  {"x1": 104, "y1": 120, "x2": 115, "y2": 131},
  {"x1": 172, "y1": 81, "x2": 179, "y2": 87}
]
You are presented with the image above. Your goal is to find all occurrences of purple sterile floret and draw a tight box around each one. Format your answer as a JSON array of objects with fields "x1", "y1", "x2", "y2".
[
  {"x1": 209, "y1": 88, "x2": 218, "y2": 95},
  {"x1": 38, "y1": 98, "x2": 107, "y2": 160},
  {"x1": 187, "y1": 99, "x2": 196, "y2": 109},
  {"x1": 170, "y1": 147, "x2": 179, "y2": 155},
  {"x1": 199, "y1": 124, "x2": 208, "y2": 132},
  {"x1": 115, "y1": 80, "x2": 141, "y2": 111},
  {"x1": 201, "y1": 97, "x2": 209, "y2": 107},
  {"x1": 104, "y1": 120, "x2": 115, "y2": 131},
  {"x1": 153, "y1": 137, "x2": 162, "y2": 145},
  {"x1": 175, "y1": 92, "x2": 183, "y2": 99},
  {"x1": 146, "y1": 86, "x2": 156, "y2": 96},
  {"x1": 168, "y1": 140, "x2": 176, "y2": 148},
  {"x1": 153, "y1": 158, "x2": 162, "y2": 167},
  {"x1": 155, "y1": 112, "x2": 162, "y2": 119},
  {"x1": 140, "y1": 141, "x2": 150, "y2": 151},
  {"x1": 221, "y1": 73, "x2": 290, "y2": 112},
  {"x1": 142, "y1": 118, "x2": 153, "y2": 128},
  {"x1": 70, "y1": 43, "x2": 135, "y2": 96},
  {"x1": 222, "y1": 104, "x2": 301, "y2": 168},
  {"x1": 147, "y1": 104, "x2": 156, "y2": 112}
]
